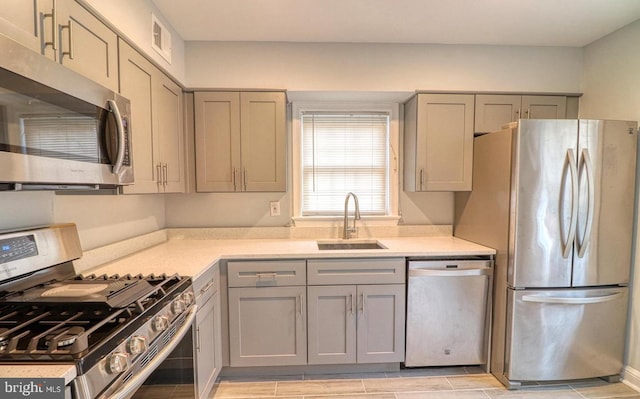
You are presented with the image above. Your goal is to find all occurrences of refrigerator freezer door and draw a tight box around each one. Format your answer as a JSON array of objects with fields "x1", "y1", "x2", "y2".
[
  {"x1": 573, "y1": 120, "x2": 637, "y2": 286},
  {"x1": 505, "y1": 287, "x2": 627, "y2": 382},
  {"x1": 510, "y1": 119, "x2": 578, "y2": 288}
]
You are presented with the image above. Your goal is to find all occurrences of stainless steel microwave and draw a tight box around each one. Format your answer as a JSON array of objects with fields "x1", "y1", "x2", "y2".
[{"x1": 0, "y1": 35, "x2": 133, "y2": 190}]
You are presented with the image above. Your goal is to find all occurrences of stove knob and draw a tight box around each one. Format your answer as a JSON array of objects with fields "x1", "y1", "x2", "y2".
[
  {"x1": 152, "y1": 315, "x2": 170, "y2": 332},
  {"x1": 106, "y1": 353, "x2": 129, "y2": 374},
  {"x1": 127, "y1": 335, "x2": 148, "y2": 355},
  {"x1": 171, "y1": 299, "x2": 186, "y2": 315},
  {"x1": 181, "y1": 291, "x2": 195, "y2": 306}
]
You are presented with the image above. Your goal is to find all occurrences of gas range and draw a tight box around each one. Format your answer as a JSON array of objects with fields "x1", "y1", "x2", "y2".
[{"x1": 0, "y1": 224, "x2": 195, "y2": 399}]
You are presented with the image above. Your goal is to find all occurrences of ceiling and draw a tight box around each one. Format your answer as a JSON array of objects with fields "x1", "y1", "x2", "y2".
[{"x1": 151, "y1": 0, "x2": 640, "y2": 47}]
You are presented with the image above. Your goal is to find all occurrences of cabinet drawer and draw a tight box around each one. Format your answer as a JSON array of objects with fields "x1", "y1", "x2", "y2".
[
  {"x1": 193, "y1": 263, "x2": 219, "y2": 307},
  {"x1": 228, "y1": 260, "x2": 306, "y2": 287},
  {"x1": 307, "y1": 258, "x2": 405, "y2": 285}
]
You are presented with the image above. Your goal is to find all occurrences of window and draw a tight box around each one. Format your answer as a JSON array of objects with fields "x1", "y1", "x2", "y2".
[{"x1": 292, "y1": 103, "x2": 400, "y2": 224}]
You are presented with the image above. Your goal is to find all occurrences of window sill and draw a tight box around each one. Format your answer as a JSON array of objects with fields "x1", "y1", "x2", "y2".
[{"x1": 292, "y1": 215, "x2": 401, "y2": 228}]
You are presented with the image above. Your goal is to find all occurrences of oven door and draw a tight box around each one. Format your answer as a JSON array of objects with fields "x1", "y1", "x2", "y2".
[{"x1": 83, "y1": 306, "x2": 196, "y2": 399}]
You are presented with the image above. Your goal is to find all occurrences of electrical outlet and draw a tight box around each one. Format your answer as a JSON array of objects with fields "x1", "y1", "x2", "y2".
[{"x1": 269, "y1": 201, "x2": 281, "y2": 216}]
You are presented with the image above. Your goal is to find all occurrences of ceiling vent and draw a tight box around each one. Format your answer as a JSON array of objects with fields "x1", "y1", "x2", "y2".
[{"x1": 151, "y1": 13, "x2": 172, "y2": 63}]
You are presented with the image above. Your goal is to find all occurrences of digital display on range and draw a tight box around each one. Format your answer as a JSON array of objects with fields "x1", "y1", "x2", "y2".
[{"x1": 0, "y1": 234, "x2": 38, "y2": 264}]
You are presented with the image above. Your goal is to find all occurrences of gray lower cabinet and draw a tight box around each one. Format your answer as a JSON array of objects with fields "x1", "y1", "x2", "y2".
[
  {"x1": 307, "y1": 258, "x2": 406, "y2": 365},
  {"x1": 227, "y1": 260, "x2": 307, "y2": 367},
  {"x1": 193, "y1": 265, "x2": 222, "y2": 399},
  {"x1": 228, "y1": 286, "x2": 307, "y2": 367},
  {"x1": 307, "y1": 284, "x2": 405, "y2": 365}
]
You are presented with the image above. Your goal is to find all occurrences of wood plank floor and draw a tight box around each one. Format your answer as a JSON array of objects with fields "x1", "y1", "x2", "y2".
[{"x1": 133, "y1": 367, "x2": 640, "y2": 399}]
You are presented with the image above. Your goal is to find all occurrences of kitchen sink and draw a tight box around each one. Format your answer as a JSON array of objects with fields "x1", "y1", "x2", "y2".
[{"x1": 317, "y1": 240, "x2": 386, "y2": 250}]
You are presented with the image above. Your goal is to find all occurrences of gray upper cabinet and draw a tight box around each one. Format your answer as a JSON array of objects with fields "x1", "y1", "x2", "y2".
[
  {"x1": 475, "y1": 94, "x2": 567, "y2": 134},
  {"x1": 194, "y1": 91, "x2": 286, "y2": 192},
  {"x1": 119, "y1": 39, "x2": 185, "y2": 194},
  {"x1": 0, "y1": 0, "x2": 119, "y2": 91},
  {"x1": 0, "y1": 0, "x2": 56, "y2": 59},
  {"x1": 404, "y1": 93, "x2": 474, "y2": 192}
]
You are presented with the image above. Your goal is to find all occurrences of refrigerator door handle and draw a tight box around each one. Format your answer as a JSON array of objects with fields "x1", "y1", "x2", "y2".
[
  {"x1": 522, "y1": 292, "x2": 623, "y2": 305},
  {"x1": 562, "y1": 149, "x2": 579, "y2": 258},
  {"x1": 577, "y1": 149, "x2": 595, "y2": 258}
]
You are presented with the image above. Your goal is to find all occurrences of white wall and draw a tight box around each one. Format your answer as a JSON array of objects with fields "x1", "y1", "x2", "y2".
[
  {"x1": 165, "y1": 42, "x2": 583, "y2": 228},
  {"x1": 580, "y1": 19, "x2": 640, "y2": 374},
  {"x1": 81, "y1": 0, "x2": 186, "y2": 84},
  {"x1": 0, "y1": 192, "x2": 165, "y2": 250},
  {"x1": 185, "y1": 41, "x2": 582, "y2": 92}
]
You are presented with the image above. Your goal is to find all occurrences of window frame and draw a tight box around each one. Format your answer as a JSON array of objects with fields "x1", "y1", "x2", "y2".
[{"x1": 291, "y1": 102, "x2": 400, "y2": 227}]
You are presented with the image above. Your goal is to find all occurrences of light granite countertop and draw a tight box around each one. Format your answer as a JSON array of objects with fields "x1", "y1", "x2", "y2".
[{"x1": 84, "y1": 235, "x2": 495, "y2": 281}]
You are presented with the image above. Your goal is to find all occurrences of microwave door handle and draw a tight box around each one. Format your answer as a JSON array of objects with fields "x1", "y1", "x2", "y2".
[{"x1": 107, "y1": 99, "x2": 126, "y2": 174}]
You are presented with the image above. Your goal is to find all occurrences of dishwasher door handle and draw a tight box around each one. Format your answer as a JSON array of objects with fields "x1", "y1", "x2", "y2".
[{"x1": 408, "y1": 268, "x2": 492, "y2": 277}]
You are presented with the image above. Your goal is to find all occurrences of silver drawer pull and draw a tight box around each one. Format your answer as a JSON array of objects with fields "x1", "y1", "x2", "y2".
[
  {"x1": 200, "y1": 279, "x2": 215, "y2": 295},
  {"x1": 257, "y1": 272, "x2": 277, "y2": 281}
]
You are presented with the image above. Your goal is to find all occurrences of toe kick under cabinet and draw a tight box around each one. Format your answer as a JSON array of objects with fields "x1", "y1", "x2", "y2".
[{"x1": 226, "y1": 258, "x2": 406, "y2": 368}]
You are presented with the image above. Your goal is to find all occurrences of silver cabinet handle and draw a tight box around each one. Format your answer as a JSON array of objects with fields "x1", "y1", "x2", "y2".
[
  {"x1": 348, "y1": 293, "x2": 354, "y2": 315},
  {"x1": 561, "y1": 149, "x2": 578, "y2": 258},
  {"x1": 196, "y1": 326, "x2": 201, "y2": 352},
  {"x1": 61, "y1": 19, "x2": 74, "y2": 60},
  {"x1": 525, "y1": 108, "x2": 530, "y2": 119},
  {"x1": 419, "y1": 169, "x2": 424, "y2": 191},
  {"x1": 162, "y1": 163, "x2": 168, "y2": 187},
  {"x1": 232, "y1": 167, "x2": 237, "y2": 191},
  {"x1": 256, "y1": 272, "x2": 277, "y2": 282},
  {"x1": 296, "y1": 294, "x2": 302, "y2": 317},
  {"x1": 42, "y1": 0, "x2": 58, "y2": 51},
  {"x1": 156, "y1": 164, "x2": 162, "y2": 188},
  {"x1": 515, "y1": 108, "x2": 520, "y2": 120},
  {"x1": 522, "y1": 292, "x2": 622, "y2": 305},
  {"x1": 577, "y1": 149, "x2": 595, "y2": 258},
  {"x1": 200, "y1": 279, "x2": 215, "y2": 295},
  {"x1": 243, "y1": 168, "x2": 248, "y2": 191}
]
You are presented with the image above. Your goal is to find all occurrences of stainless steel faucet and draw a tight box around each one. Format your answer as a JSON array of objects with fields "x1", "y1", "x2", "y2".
[{"x1": 343, "y1": 192, "x2": 361, "y2": 239}]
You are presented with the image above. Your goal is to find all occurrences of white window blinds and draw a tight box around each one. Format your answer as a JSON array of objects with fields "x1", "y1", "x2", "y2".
[
  {"x1": 301, "y1": 112, "x2": 389, "y2": 216},
  {"x1": 22, "y1": 115, "x2": 99, "y2": 162}
]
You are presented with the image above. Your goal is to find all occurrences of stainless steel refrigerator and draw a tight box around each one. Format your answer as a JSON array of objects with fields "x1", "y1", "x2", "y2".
[{"x1": 454, "y1": 119, "x2": 637, "y2": 388}]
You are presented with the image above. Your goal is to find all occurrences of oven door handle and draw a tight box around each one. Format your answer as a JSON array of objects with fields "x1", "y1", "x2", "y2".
[{"x1": 106, "y1": 305, "x2": 197, "y2": 399}]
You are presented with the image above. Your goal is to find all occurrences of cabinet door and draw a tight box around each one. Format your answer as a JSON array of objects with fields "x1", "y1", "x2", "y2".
[
  {"x1": 156, "y1": 74, "x2": 185, "y2": 193},
  {"x1": 0, "y1": 0, "x2": 55, "y2": 59},
  {"x1": 307, "y1": 285, "x2": 357, "y2": 365},
  {"x1": 240, "y1": 92, "x2": 286, "y2": 192},
  {"x1": 415, "y1": 94, "x2": 474, "y2": 191},
  {"x1": 356, "y1": 284, "x2": 405, "y2": 363},
  {"x1": 228, "y1": 286, "x2": 306, "y2": 367},
  {"x1": 195, "y1": 291, "x2": 222, "y2": 399},
  {"x1": 119, "y1": 40, "x2": 159, "y2": 194},
  {"x1": 521, "y1": 95, "x2": 566, "y2": 120},
  {"x1": 194, "y1": 92, "x2": 241, "y2": 192},
  {"x1": 474, "y1": 94, "x2": 521, "y2": 133},
  {"x1": 57, "y1": 0, "x2": 118, "y2": 91}
]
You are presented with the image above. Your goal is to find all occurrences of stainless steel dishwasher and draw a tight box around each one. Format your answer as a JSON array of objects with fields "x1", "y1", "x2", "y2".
[{"x1": 405, "y1": 258, "x2": 493, "y2": 367}]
